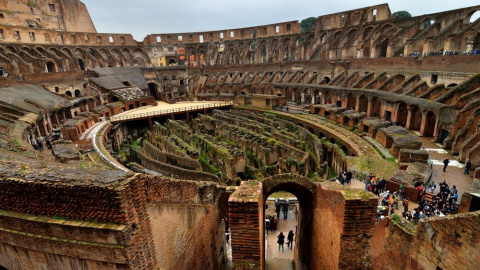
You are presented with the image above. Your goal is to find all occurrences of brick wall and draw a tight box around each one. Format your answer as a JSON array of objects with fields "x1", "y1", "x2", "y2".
[
  {"x1": 142, "y1": 175, "x2": 226, "y2": 270},
  {"x1": 229, "y1": 181, "x2": 262, "y2": 263},
  {"x1": 0, "y1": 177, "x2": 127, "y2": 223},
  {"x1": 371, "y1": 211, "x2": 480, "y2": 270}
]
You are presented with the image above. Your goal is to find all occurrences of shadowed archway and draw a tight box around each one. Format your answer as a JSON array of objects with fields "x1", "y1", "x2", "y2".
[{"x1": 261, "y1": 174, "x2": 316, "y2": 270}]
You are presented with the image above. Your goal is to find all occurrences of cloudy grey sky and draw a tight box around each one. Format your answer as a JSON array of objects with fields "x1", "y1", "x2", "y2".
[{"x1": 81, "y1": 0, "x2": 480, "y2": 41}]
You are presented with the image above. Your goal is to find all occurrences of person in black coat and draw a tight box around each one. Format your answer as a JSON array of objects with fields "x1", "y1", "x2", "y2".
[
  {"x1": 282, "y1": 200, "x2": 289, "y2": 219},
  {"x1": 287, "y1": 230, "x2": 295, "y2": 249},
  {"x1": 443, "y1": 159, "x2": 450, "y2": 172},
  {"x1": 277, "y1": 232, "x2": 285, "y2": 251}
]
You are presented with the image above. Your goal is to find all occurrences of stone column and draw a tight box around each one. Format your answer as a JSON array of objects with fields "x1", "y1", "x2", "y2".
[
  {"x1": 405, "y1": 106, "x2": 414, "y2": 130},
  {"x1": 229, "y1": 181, "x2": 261, "y2": 265}
]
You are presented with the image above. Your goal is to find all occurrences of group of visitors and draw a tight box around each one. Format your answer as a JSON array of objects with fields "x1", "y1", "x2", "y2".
[
  {"x1": 277, "y1": 230, "x2": 295, "y2": 251},
  {"x1": 376, "y1": 179, "x2": 460, "y2": 223},
  {"x1": 404, "y1": 180, "x2": 459, "y2": 222},
  {"x1": 338, "y1": 170, "x2": 353, "y2": 185},
  {"x1": 364, "y1": 173, "x2": 388, "y2": 197},
  {"x1": 408, "y1": 49, "x2": 479, "y2": 57},
  {"x1": 31, "y1": 134, "x2": 56, "y2": 155},
  {"x1": 275, "y1": 199, "x2": 290, "y2": 220}
]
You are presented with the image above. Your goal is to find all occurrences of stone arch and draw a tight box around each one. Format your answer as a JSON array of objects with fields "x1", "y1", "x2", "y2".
[
  {"x1": 333, "y1": 31, "x2": 343, "y2": 41},
  {"x1": 358, "y1": 95, "x2": 368, "y2": 112},
  {"x1": 379, "y1": 39, "x2": 389, "y2": 57},
  {"x1": 261, "y1": 174, "x2": 316, "y2": 268},
  {"x1": 148, "y1": 82, "x2": 158, "y2": 98},
  {"x1": 66, "y1": 90, "x2": 72, "y2": 97},
  {"x1": 347, "y1": 29, "x2": 357, "y2": 41},
  {"x1": 371, "y1": 97, "x2": 381, "y2": 116},
  {"x1": 5, "y1": 46, "x2": 17, "y2": 54},
  {"x1": 420, "y1": 18, "x2": 436, "y2": 30},
  {"x1": 423, "y1": 111, "x2": 436, "y2": 137},
  {"x1": 363, "y1": 26, "x2": 374, "y2": 40},
  {"x1": 168, "y1": 58, "x2": 176, "y2": 66},
  {"x1": 409, "y1": 105, "x2": 422, "y2": 130},
  {"x1": 74, "y1": 89, "x2": 82, "y2": 98},
  {"x1": 323, "y1": 76, "x2": 331, "y2": 84},
  {"x1": 346, "y1": 93, "x2": 356, "y2": 110},
  {"x1": 46, "y1": 61, "x2": 56, "y2": 73},
  {"x1": 464, "y1": 9, "x2": 480, "y2": 24},
  {"x1": 397, "y1": 102, "x2": 408, "y2": 125},
  {"x1": 61, "y1": 47, "x2": 73, "y2": 57},
  {"x1": 324, "y1": 90, "x2": 333, "y2": 104}
]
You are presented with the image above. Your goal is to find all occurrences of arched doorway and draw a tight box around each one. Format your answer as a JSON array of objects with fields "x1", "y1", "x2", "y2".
[
  {"x1": 261, "y1": 175, "x2": 316, "y2": 270},
  {"x1": 358, "y1": 95, "x2": 368, "y2": 112},
  {"x1": 323, "y1": 76, "x2": 331, "y2": 84},
  {"x1": 78, "y1": 59, "x2": 85, "y2": 71},
  {"x1": 46, "y1": 61, "x2": 56, "y2": 73},
  {"x1": 380, "y1": 39, "x2": 389, "y2": 57},
  {"x1": 346, "y1": 93, "x2": 356, "y2": 110},
  {"x1": 74, "y1": 89, "x2": 81, "y2": 98},
  {"x1": 370, "y1": 97, "x2": 381, "y2": 116},
  {"x1": 324, "y1": 90, "x2": 333, "y2": 104},
  {"x1": 423, "y1": 111, "x2": 436, "y2": 137},
  {"x1": 168, "y1": 59, "x2": 176, "y2": 66},
  {"x1": 397, "y1": 102, "x2": 408, "y2": 125},
  {"x1": 148, "y1": 83, "x2": 158, "y2": 98},
  {"x1": 65, "y1": 91, "x2": 72, "y2": 97},
  {"x1": 409, "y1": 105, "x2": 422, "y2": 130}
]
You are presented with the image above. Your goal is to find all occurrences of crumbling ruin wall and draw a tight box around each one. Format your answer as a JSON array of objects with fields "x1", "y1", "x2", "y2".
[
  {"x1": 132, "y1": 148, "x2": 220, "y2": 182},
  {"x1": 0, "y1": 175, "x2": 158, "y2": 269},
  {"x1": 371, "y1": 212, "x2": 480, "y2": 270},
  {"x1": 143, "y1": 140, "x2": 201, "y2": 171},
  {"x1": 142, "y1": 176, "x2": 227, "y2": 270},
  {"x1": 312, "y1": 183, "x2": 377, "y2": 270}
]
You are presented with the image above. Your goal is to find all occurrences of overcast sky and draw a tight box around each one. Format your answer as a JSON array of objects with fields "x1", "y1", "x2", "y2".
[{"x1": 81, "y1": 0, "x2": 480, "y2": 41}]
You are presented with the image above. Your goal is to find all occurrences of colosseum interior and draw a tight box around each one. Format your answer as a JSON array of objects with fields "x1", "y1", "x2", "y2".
[{"x1": 0, "y1": 1, "x2": 480, "y2": 269}]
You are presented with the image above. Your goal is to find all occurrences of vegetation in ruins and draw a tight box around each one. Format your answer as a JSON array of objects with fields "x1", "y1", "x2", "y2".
[{"x1": 301, "y1": 17, "x2": 316, "y2": 33}]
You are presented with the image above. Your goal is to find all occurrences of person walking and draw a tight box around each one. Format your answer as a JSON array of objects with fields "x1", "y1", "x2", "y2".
[
  {"x1": 464, "y1": 159, "x2": 472, "y2": 175},
  {"x1": 402, "y1": 197, "x2": 409, "y2": 213},
  {"x1": 282, "y1": 200, "x2": 289, "y2": 219},
  {"x1": 277, "y1": 232, "x2": 285, "y2": 251},
  {"x1": 443, "y1": 158, "x2": 450, "y2": 172},
  {"x1": 287, "y1": 230, "x2": 294, "y2": 249},
  {"x1": 275, "y1": 199, "x2": 281, "y2": 220},
  {"x1": 399, "y1": 185, "x2": 405, "y2": 201}
]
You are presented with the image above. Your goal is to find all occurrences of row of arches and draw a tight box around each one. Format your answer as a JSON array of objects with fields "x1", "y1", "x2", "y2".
[{"x1": 0, "y1": 45, "x2": 150, "y2": 75}]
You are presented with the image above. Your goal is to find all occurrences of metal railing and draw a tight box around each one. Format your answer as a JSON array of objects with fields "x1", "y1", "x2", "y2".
[
  {"x1": 110, "y1": 101, "x2": 234, "y2": 122},
  {"x1": 91, "y1": 121, "x2": 130, "y2": 172}
]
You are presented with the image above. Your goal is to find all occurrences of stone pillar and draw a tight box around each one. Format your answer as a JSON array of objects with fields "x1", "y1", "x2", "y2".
[
  {"x1": 366, "y1": 98, "x2": 373, "y2": 117},
  {"x1": 355, "y1": 96, "x2": 361, "y2": 112},
  {"x1": 229, "y1": 181, "x2": 261, "y2": 265},
  {"x1": 405, "y1": 106, "x2": 414, "y2": 130},
  {"x1": 419, "y1": 111, "x2": 428, "y2": 136}
]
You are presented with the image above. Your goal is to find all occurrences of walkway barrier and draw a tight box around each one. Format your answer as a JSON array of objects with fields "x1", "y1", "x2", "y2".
[
  {"x1": 91, "y1": 121, "x2": 130, "y2": 172},
  {"x1": 110, "y1": 101, "x2": 234, "y2": 122},
  {"x1": 273, "y1": 106, "x2": 307, "y2": 114}
]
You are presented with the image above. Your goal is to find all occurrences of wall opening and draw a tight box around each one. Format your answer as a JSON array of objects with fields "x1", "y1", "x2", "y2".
[
  {"x1": 78, "y1": 59, "x2": 85, "y2": 71},
  {"x1": 469, "y1": 10, "x2": 480, "y2": 23},
  {"x1": 46, "y1": 62, "x2": 56, "y2": 73},
  {"x1": 264, "y1": 192, "x2": 297, "y2": 267},
  {"x1": 148, "y1": 83, "x2": 157, "y2": 98},
  {"x1": 260, "y1": 176, "x2": 316, "y2": 270},
  {"x1": 74, "y1": 89, "x2": 81, "y2": 98}
]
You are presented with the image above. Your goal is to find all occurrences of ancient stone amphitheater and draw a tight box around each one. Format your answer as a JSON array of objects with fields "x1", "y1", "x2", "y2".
[{"x1": 0, "y1": 1, "x2": 479, "y2": 270}]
